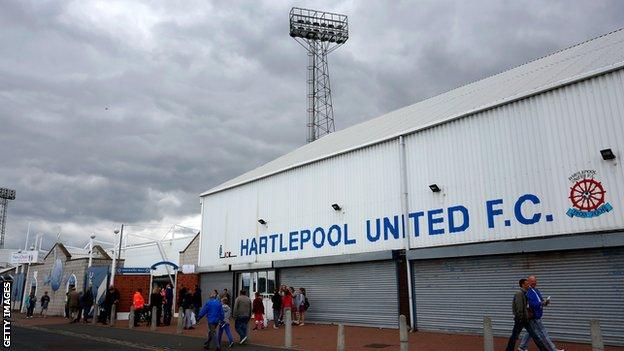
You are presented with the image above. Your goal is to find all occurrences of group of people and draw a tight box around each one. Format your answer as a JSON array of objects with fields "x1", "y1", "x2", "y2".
[
  {"x1": 24, "y1": 290, "x2": 49, "y2": 318},
  {"x1": 132, "y1": 283, "x2": 175, "y2": 327},
  {"x1": 507, "y1": 275, "x2": 565, "y2": 351},
  {"x1": 270, "y1": 285, "x2": 309, "y2": 329}
]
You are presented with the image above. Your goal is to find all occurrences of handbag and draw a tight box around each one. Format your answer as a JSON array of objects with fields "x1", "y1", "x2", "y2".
[{"x1": 190, "y1": 311, "x2": 197, "y2": 325}]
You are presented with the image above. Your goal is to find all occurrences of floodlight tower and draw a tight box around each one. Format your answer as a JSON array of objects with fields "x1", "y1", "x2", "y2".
[
  {"x1": 290, "y1": 7, "x2": 349, "y2": 143},
  {"x1": 0, "y1": 187, "x2": 16, "y2": 249}
]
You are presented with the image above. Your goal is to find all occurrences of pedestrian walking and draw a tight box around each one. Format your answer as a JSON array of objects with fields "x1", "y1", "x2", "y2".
[
  {"x1": 252, "y1": 292, "x2": 265, "y2": 330},
  {"x1": 506, "y1": 278, "x2": 548, "y2": 351},
  {"x1": 518, "y1": 275, "x2": 565, "y2": 351},
  {"x1": 182, "y1": 289, "x2": 195, "y2": 330},
  {"x1": 68, "y1": 287, "x2": 80, "y2": 323},
  {"x1": 150, "y1": 286, "x2": 163, "y2": 326},
  {"x1": 82, "y1": 286, "x2": 94, "y2": 323},
  {"x1": 196, "y1": 290, "x2": 224, "y2": 351},
  {"x1": 217, "y1": 297, "x2": 235, "y2": 348},
  {"x1": 163, "y1": 283, "x2": 173, "y2": 326},
  {"x1": 102, "y1": 286, "x2": 120, "y2": 324},
  {"x1": 193, "y1": 285, "x2": 203, "y2": 316},
  {"x1": 232, "y1": 289, "x2": 252, "y2": 344},
  {"x1": 133, "y1": 288, "x2": 145, "y2": 327},
  {"x1": 40, "y1": 291, "x2": 50, "y2": 318},
  {"x1": 298, "y1": 287, "x2": 308, "y2": 326},
  {"x1": 271, "y1": 288, "x2": 282, "y2": 329},
  {"x1": 26, "y1": 291, "x2": 36, "y2": 318},
  {"x1": 64, "y1": 291, "x2": 70, "y2": 319},
  {"x1": 220, "y1": 289, "x2": 231, "y2": 305}
]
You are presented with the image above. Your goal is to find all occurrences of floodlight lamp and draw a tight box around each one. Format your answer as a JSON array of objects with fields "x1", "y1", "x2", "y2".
[
  {"x1": 429, "y1": 184, "x2": 441, "y2": 193},
  {"x1": 331, "y1": 204, "x2": 342, "y2": 211},
  {"x1": 600, "y1": 148, "x2": 616, "y2": 160},
  {"x1": 258, "y1": 219, "x2": 267, "y2": 225},
  {"x1": 114, "y1": 229, "x2": 120, "y2": 235}
]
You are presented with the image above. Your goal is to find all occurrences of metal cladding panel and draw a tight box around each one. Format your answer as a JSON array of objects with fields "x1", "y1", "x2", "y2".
[
  {"x1": 404, "y1": 69, "x2": 624, "y2": 249},
  {"x1": 412, "y1": 247, "x2": 624, "y2": 345},
  {"x1": 280, "y1": 260, "x2": 399, "y2": 328},
  {"x1": 200, "y1": 271, "x2": 234, "y2": 304},
  {"x1": 200, "y1": 141, "x2": 403, "y2": 268}
]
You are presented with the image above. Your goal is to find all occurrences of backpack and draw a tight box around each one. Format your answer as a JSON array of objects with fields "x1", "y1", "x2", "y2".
[{"x1": 303, "y1": 297, "x2": 310, "y2": 310}]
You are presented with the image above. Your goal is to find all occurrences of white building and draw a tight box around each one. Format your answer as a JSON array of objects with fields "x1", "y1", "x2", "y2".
[{"x1": 197, "y1": 29, "x2": 624, "y2": 345}]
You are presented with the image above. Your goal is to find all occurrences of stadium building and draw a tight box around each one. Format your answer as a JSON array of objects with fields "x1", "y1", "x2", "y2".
[{"x1": 196, "y1": 29, "x2": 624, "y2": 345}]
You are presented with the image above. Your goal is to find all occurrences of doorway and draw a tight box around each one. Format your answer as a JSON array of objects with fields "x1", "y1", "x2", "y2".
[{"x1": 236, "y1": 270, "x2": 276, "y2": 320}]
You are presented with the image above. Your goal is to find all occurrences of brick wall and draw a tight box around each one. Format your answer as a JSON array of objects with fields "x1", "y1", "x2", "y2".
[
  {"x1": 114, "y1": 275, "x2": 151, "y2": 312},
  {"x1": 175, "y1": 273, "x2": 199, "y2": 310}
]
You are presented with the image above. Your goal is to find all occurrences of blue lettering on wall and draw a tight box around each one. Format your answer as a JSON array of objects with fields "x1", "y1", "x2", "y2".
[
  {"x1": 486, "y1": 199, "x2": 504, "y2": 229},
  {"x1": 448, "y1": 205, "x2": 470, "y2": 233},
  {"x1": 408, "y1": 211, "x2": 424, "y2": 237},
  {"x1": 300, "y1": 229, "x2": 311, "y2": 249},
  {"x1": 259, "y1": 236, "x2": 268, "y2": 254},
  {"x1": 366, "y1": 219, "x2": 381, "y2": 242},
  {"x1": 313, "y1": 227, "x2": 325, "y2": 248},
  {"x1": 428, "y1": 209, "x2": 445, "y2": 235},
  {"x1": 383, "y1": 216, "x2": 400, "y2": 240},
  {"x1": 344, "y1": 224, "x2": 356, "y2": 245},
  {"x1": 515, "y1": 194, "x2": 542, "y2": 225},
  {"x1": 289, "y1": 231, "x2": 299, "y2": 251},
  {"x1": 269, "y1": 234, "x2": 278, "y2": 253},
  {"x1": 327, "y1": 225, "x2": 341, "y2": 246}
]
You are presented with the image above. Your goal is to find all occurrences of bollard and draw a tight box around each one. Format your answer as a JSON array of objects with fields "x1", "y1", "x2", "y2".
[
  {"x1": 483, "y1": 316, "x2": 494, "y2": 351},
  {"x1": 92, "y1": 305, "x2": 98, "y2": 325},
  {"x1": 129, "y1": 305, "x2": 135, "y2": 329},
  {"x1": 337, "y1": 324, "x2": 345, "y2": 351},
  {"x1": 590, "y1": 320, "x2": 604, "y2": 351},
  {"x1": 109, "y1": 304, "x2": 117, "y2": 327},
  {"x1": 151, "y1": 306, "x2": 157, "y2": 331},
  {"x1": 399, "y1": 315, "x2": 409, "y2": 351},
  {"x1": 284, "y1": 307, "x2": 292, "y2": 349},
  {"x1": 176, "y1": 307, "x2": 184, "y2": 334}
]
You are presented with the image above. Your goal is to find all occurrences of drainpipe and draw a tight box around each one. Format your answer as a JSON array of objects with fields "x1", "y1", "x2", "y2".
[{"x1": 399, "y1": 136, "x2": 415, "y2": 330}]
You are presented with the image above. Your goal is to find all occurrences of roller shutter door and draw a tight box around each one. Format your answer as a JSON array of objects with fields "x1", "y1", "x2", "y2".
[
  {"x1": 412, "y1": 247, "x2": 624, "y2": 345},
  {"x1": 200, "y1": 271, "x2": 234, "y2": 303},
  {"x1": 280, "y1": 260, "x2": 399, "y2": 328}
]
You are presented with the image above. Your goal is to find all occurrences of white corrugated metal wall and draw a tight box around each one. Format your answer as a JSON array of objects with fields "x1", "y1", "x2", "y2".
[
  {"x1": 404, "y1": 68, "x2": 624, "y2": 249},
  {"x1": 200, "y1": 140, "x2": 404, "y2": 267}
]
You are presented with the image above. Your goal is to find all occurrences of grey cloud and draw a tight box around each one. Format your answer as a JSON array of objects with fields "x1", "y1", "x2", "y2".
[{"x1": 1, "y1": 0, "x2": 623, "y2": 249}]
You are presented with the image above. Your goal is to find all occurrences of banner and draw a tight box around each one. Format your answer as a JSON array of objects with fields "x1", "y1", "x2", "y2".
[
  {"x1": 9, "y1": 251, "x2": 39, "y2": 264},
  {"x1": 85, "y1": 266, "x2": 109, "y2": 306}
]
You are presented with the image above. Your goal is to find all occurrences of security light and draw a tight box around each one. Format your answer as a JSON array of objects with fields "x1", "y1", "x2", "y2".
[
  {"x1": 331, "y1": 203, "x2": 342, "y2": 211},
  {"x1": 429, "y1": 184, "x2": 441, "y2": 193},
  {"x1": 600, "y1": 148, "x2": 616, "y2": 160},
  {"x1": 258, "y1": 219, "x2": 267, "y2": 225}
]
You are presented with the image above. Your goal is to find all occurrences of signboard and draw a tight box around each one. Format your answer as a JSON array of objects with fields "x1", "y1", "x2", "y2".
[
  {"x1": 9, "y1": 250, "x2": 38, "y2": 264},
  {"x1": 181, "y1": 264, "x2": 196, "y2": 274},
  {"x1": 116, "y1": 267, "x2": 150, "y2": 275}
]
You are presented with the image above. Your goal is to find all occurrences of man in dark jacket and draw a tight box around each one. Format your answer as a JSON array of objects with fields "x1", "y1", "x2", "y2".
[
  {"x1": 102, "y1": 286, "x2": 120, "y2": 324},
  {"x1": 82, "y1": 287, "x2": 94, "y2": 323},
  {"x1": 163, "y1": 284, "x2": 174, "y2": 325},
  {"x1": 193, "y1": 285, "x2": 202, "y2": 316},
  {"x1": 150, "y1": 287, "x2": 163, "y2": 326},
  {"x1": 271, "y1": 289, "x2": 282, "y2": 329},
  {"x1": 506, "y1": 278, "x2": 548, "y2": 351}
]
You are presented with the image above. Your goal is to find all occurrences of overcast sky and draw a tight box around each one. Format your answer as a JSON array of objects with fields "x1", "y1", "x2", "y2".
[{"x1": 1, "y1": 0, "x2": 622, "y2": 251}]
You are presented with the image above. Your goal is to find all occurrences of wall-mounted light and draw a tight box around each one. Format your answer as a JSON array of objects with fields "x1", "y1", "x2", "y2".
[
  {"x1": 429, "y1": 184, "x2": 441, "y2": 193},
  {"x1": 258, "y1": 219, "x2": 267, "y2": 225},
  {"x1": 600, "y1": 148, "x2": 616, "y2": 160},
  {"x1": 331, "y1": 203, "x2": 342, "y2": 211}
]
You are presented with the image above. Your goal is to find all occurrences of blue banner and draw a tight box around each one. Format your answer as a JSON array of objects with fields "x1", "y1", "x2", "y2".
[
  {"x1": 11, "y1": 272, "x2": 24, "y2": 302},
  {"x1": 86, "y1": 266, "x2": 109, "y2": 306},
  {"x1": 117, "y1": 267, "x2": 151, "y2": 274},
  {"x1": 566, "y1": 203, "x2": 613, "y2": 218}
]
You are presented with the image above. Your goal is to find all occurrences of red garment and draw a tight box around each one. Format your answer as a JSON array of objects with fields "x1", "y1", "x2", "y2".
[
  {"x1": 133, "y1": 292, "x2": 145, "y2": 310},
  {"x1": 252, "y1": 297, "x2": 264, "y2": 314},
  {"x1": 282, "y1": 293, "x2": 293, "y2": 309}
]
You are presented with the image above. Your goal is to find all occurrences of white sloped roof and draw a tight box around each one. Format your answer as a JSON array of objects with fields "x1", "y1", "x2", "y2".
[{"x1": 202, "y1": 28, "x2": 624, "y2": 197}]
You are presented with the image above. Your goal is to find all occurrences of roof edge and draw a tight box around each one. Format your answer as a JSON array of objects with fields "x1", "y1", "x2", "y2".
[{"x1": 200, "y1": 61, "x2": 624, "y2": 198}]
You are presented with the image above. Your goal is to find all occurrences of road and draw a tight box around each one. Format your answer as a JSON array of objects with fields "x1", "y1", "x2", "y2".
[{"x1": 12, "y1": 324, "x2": 285, "y2": 351}]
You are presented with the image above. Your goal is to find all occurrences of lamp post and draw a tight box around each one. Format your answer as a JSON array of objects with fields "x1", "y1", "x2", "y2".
[
  {"x1": 110, "y1": 229, "x2": 119, "y2": 286},
  {"x1": 88, "y1": 233, "x2": 96, "y2": 268}
]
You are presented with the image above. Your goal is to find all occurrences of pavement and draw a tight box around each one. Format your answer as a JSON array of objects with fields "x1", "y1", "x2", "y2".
[{"x1": 11, "y1": 313, "x2": 624, "y2": 351}]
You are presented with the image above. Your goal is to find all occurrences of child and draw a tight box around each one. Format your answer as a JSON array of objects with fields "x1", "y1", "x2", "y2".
[
  {"x1": 217, "y1": 298, "x2": 234, "y2": 348},
  {"x1": 252, "y1": 292, "x2": 265, "y2": 330}
]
